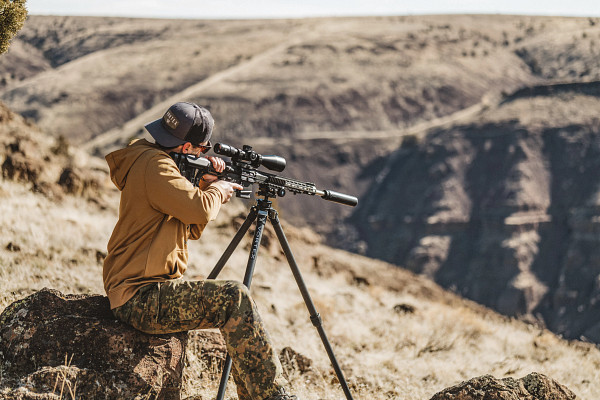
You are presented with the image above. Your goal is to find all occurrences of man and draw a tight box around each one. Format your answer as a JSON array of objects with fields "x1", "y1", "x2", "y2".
[{"x1": 103, "y1": 101, "x2": 296, "y2": 400}]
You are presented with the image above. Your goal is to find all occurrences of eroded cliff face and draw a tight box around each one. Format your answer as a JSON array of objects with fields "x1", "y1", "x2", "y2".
[{"x1": 353, "y1": 82, "x2": 600, "y2": 342}]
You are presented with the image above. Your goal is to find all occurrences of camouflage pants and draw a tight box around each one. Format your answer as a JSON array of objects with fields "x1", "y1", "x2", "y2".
[{"x1": 112, "y1": 280, "x2": 288, "y2": 400}]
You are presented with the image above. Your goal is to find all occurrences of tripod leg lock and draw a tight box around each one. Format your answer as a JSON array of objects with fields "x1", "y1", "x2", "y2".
[{"x1": 310, "y1": 313, "x2": 323, "y2": 327}]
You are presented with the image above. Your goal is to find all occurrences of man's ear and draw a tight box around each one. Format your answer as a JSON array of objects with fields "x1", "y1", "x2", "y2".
[{"x1": 181, "y1": 142, "x2": 192, "y2": 153}]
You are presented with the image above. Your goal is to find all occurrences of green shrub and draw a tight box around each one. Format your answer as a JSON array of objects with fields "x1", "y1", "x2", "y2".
[{"x1": 0, "y1": 0, "x2": 28, "y2": 55}]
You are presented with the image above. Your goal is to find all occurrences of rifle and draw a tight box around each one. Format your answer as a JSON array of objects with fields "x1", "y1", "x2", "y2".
[{"x1": 170, "y1": 143, "x2": 358, "y2": 207}]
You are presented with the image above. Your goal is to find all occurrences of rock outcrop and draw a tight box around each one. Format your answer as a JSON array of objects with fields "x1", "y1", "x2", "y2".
[
  {"x1": 0, "y1": 101, "x2": 109, "y2": 202},
  {"x1": 0, "y1": 288, "x2": 191, "y2": 400},
  {"x1": 353, "y1": 82, "x2": 600, "y2": 343},
  {"x1": 429, "y1": 373, "x2": 577, "y2": 400}
]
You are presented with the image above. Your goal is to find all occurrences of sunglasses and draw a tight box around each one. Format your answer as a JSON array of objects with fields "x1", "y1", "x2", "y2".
[{"x1": 197, "y1": 140, "x2": 212, "y2": 154}]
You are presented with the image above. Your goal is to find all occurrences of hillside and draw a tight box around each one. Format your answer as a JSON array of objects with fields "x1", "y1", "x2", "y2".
[
  {"x1": 0, "y1": 15, "x2": 542, "y2": 144},
  {"x1": 2, "y1": 15, "x2": 600, "y2": 232},
  {"x1": 3, "y1": 13, "x2": 600, "y2": 348},
  {"x1": 1, "y1": 103, "x2": 600, "y2": 399},
  {"x1": 352, "y1": 80, "x2": 600, "y2": 343}
]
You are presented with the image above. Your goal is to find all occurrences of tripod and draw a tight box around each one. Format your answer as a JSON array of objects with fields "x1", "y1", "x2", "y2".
[{"x1": 207, "y1": 186, "x2": 356, "y2": 400}]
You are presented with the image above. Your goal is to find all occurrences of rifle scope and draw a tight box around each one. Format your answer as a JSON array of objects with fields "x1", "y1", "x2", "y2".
[{"x1": 214, "y1": 143, "x2": 286, "y2": 172}]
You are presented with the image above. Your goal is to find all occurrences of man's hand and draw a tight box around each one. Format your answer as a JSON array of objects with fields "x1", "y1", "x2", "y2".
[
  {"x1": 211, "y1": 181, "x2": 244, "y2": 203},
  {"x1": 201, "y1": 156, "x2": 243, "y2": 203},
  {"x1": 202, "y1": 156, "x2": 226, "y2": 183}
]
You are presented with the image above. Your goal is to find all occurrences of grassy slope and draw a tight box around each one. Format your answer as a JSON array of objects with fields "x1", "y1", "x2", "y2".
[
  {"x1": 0, "y1": 106, "x2": 599, "y2": 399},
  {"x1": 7, "y1": 15, "x2": 600, "y2": 148}
]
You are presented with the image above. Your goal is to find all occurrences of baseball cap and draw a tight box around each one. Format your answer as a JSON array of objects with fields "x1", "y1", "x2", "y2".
[{"x1": 144, "y1": 102, "x2": 214, "y2": 148}]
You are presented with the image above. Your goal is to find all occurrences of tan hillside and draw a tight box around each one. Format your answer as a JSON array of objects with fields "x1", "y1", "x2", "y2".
[
  {"x1": 3, "y1": 14, "x2": 598, "y2": 147},
  {"x1": 0, "y1": 103, "x2": 599, "y2": 399},
  {"x1": 2, "y1": 15, "x2": 600, "y2": 235}
]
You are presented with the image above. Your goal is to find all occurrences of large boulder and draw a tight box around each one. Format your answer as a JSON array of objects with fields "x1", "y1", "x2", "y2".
[
  {"x1": 429, "y1": 372, "x2": 577, "y2": 400},
  {"x1": 0, "y1": 288, "x2": 190, "y2": 400}
]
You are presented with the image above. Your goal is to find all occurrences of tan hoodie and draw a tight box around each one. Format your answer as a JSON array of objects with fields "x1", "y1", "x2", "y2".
[{"x1": 103, "y1": 139, "x2": 225, "y2": 309}]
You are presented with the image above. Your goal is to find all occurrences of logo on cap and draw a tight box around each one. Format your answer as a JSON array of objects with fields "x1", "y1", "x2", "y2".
[{"x1": 163, "y1": 110, "x2": 179, "y2": 130}]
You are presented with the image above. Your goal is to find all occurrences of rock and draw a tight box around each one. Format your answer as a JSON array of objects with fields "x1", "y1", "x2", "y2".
[
  {"x1": 0, "y1": 288, "x2": 189, "y2": 400},
  {"x1": 393, "y1": 303, "x2": 416, "y2": 314},
  {"x1": 57, "y1": 166, "x2": 100, "y2": 197},
  {"x1": 429, "y1": 372, "x2": 577, "y2": 400},
  {"x1": 279, "y1": 346, "x2": 313, "y2": 377},
  {"x1": 1, "y1": 152, "x2": 43, "y2": 183}
]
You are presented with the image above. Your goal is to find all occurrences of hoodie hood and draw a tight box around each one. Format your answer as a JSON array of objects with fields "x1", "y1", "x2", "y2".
[{"x1": 105, "y1": 139, "x2": 164, "y2": 190}]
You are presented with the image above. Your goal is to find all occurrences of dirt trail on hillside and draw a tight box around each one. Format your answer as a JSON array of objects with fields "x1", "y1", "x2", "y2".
[
  {"x1": 248, "y1": 90, "x2": 502, "y2": 149},
  {"x1": 82, "y1": 18, "x2": 600, "y2": 155},
  {"x1": 83, "y1": 17, "x2": 504, "y2": 155},
  {"x1": 82, "y1": 24, "x2": 327, "y2": 153}
]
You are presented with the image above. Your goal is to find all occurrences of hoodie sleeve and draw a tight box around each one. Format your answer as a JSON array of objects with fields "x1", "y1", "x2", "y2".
[{"x1": 145, "y1": 154, "x2": 226, "y2": 225}]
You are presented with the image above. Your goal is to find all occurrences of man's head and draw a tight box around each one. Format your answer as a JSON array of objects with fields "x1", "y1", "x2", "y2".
[{"x1": 145, "y1": 102, "x2": 214, "y2": 150}]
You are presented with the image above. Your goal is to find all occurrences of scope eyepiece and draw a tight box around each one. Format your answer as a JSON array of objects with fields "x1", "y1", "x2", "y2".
[
  {"x1": 214, "y1": 142, "x2": 286, "y2": 172},
  {"x1": 213, "y1": 143, "x2": 240, "y2": 158}
]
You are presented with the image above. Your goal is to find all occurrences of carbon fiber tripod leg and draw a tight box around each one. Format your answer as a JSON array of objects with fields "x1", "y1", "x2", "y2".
[
  {"x1": 268, "y1": 209, "x2": 355, "y2": 400},
  {"x1": 208, "y1": 206, "x2": 258, "y2": 279},
  {"x1": 210, "y1": 199, "x2": 355, "y2": 400},
  {"x1": 213, "y1": 205, "x2": 269, "y2": 400}
]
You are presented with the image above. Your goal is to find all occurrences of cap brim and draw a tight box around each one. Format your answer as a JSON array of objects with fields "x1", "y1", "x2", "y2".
[{"x1": 144, "y1": 119, "x2": 188, "y2": 148}]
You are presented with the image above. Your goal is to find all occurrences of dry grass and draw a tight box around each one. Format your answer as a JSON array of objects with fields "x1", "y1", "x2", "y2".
[
  {"x1": 0, "y1": 179, "x2": 112, "y2": 309},
  {"x1": 1, "y1": 176, "x2": 599, "y2": 400}
]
